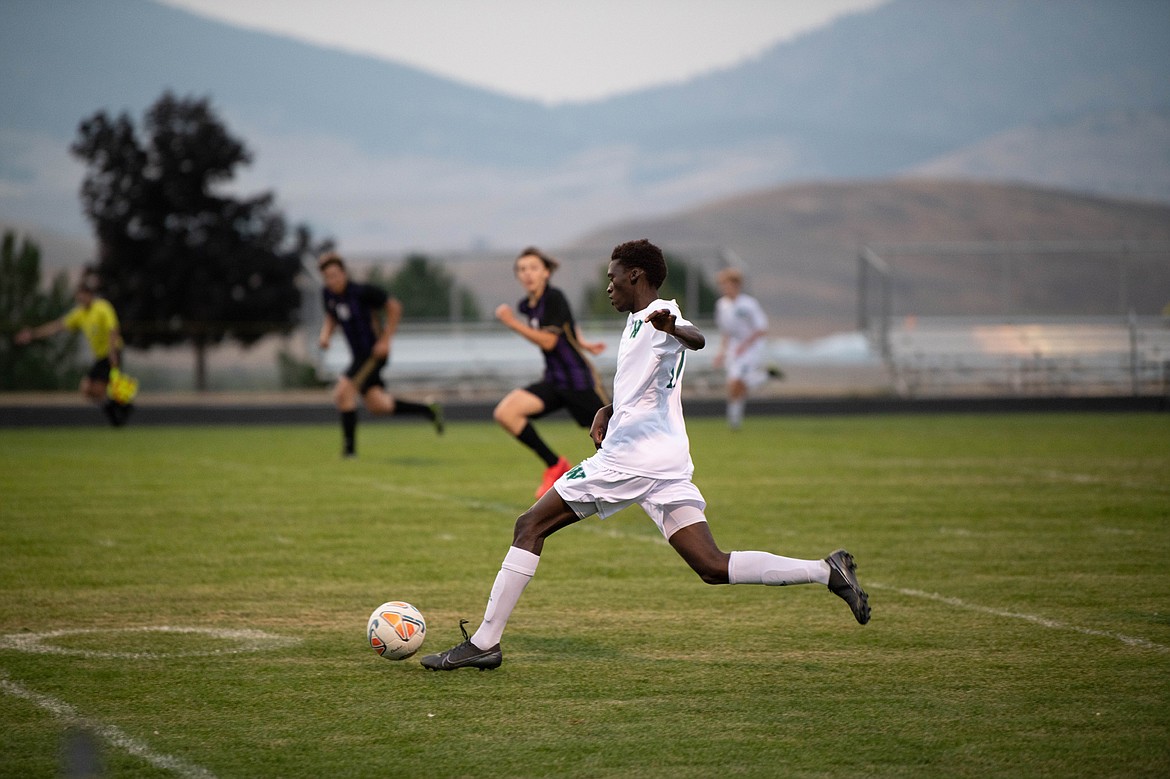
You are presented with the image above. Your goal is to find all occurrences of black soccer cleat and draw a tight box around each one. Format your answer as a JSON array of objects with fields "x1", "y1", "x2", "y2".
[
  {"x1": 429, "y1": 402, "x2": 445, "y2": 436},
  {"x1": 420, "y1": 619, "x2": 501, "y2": 671},
  {"x1": 826, "y1": 549, "x2": 871, "y2": 625}
]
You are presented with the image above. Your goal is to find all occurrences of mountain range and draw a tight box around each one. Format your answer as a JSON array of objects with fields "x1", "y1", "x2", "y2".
[
  {"x1": 2, "y1": 0, "x2": 1168, "y2": 336},
  {"x1": 571, "y1": 180, "x2": 1170, "y2": 335}
]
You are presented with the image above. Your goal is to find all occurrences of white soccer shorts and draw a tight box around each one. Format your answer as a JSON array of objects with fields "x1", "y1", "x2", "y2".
[
  {"x1": 726, "y1": 346, "x2": 767, "y2": 388},
  {"x1": 553, "y1": 459, "x2": 707, "y2": 540}
]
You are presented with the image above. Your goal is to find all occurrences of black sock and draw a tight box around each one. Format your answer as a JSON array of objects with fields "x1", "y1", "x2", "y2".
[
  {"x1": 516, "y1": 422, "x2": 558, "y2": 467},
  {"x1": 101, "y1": 400, "x2": 132, "y2": 427},
  {"x1": 392, "y1": 400, "x2": 433, "y2": 418},
  {"x1": 102, "y1": 400, "x2": 121, "y2": 427},
  {"x1": 342, "y1": 410, "x2": 357, "y2": 454}
]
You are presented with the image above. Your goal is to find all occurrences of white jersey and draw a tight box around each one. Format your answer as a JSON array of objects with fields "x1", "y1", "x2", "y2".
[
  {"x1": 715, "y1": 293, "x2": 768, "y2": 351},
  {"x1": 593, "y1": 299, "x2": 695, "y2": 479},
  {"x1": 716, "y1": 293, "x2": 768, "y2": 388}
]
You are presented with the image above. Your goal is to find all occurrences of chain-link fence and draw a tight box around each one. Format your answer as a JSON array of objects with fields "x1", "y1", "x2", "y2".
[{"x1": 858, "y1": 241, "x2": 1170, "y2": 396}]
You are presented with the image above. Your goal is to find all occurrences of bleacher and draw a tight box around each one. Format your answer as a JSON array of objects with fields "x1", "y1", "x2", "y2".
[{"x1": 885, "y1": 316, "x2": 1170, "y2": 396}]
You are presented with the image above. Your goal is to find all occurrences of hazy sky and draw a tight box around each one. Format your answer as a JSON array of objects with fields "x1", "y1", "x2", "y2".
[{"x1": 154, "y1": 0, "x2": 887, "y2": 104}]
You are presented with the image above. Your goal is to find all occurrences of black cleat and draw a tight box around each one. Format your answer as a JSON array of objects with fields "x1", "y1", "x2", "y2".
[
  {"x1": 429, "y1": 402, "x2": 445, "y2": 435},
  {"x1": 420, "y1": 620, "x2": 501, "y2": 671},
  {"x1": 102, "y1": 400, "x2": 131, "y2": 427},
  {"x1": 826, "y1": 549, "x2": 870, "y2": 625}
]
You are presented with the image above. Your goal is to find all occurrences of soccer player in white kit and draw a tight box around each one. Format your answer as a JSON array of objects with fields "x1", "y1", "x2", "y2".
[
  {"x1": 714, "y1": 267, "x2": 770, "y2": 430},
  {"x1": 421, "y1": 239, "x2": 869, "y2": 671}
]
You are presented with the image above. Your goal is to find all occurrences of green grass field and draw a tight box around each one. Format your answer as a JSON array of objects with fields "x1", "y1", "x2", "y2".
[{"x1": 1, "y1": 412, "x2": 1168, "y2": 778}]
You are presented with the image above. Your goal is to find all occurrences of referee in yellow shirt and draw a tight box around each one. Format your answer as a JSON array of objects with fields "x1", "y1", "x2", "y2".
[{"x1": 16, "y1": 280, "x2": 133, "y2": 426}]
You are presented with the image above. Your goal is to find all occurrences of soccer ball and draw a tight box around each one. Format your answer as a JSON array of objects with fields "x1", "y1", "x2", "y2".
[{"x1": 366, "y1": 601, "x2": 426, "y2": 660}]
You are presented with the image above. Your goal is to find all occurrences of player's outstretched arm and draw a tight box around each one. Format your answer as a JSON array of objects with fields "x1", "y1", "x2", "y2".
[
  {"x1": 15, "y1": 318, "x2": 66, "y2": 345},
  {"x1": 645, "y1": 309, "x2": 705, "y2": 351},
  {"x1": 317, "y1": 315, "x2": 336, "y2": 350},
  {"x1": 372, "y1": 298, "x2": 402, "y2": 359},
  {"x1": 574, "y1": 324, "x2": 606, "y2": 355},
  {"x1": 383, "y1": 298, "x2": 403, "y2": 338},
  {"x1": 495, "y1": 304, "x2": 558, "y2": 351}
]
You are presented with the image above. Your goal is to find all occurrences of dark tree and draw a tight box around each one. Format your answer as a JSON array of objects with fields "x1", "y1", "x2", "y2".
[
  {"x1": 368, "y1": 254, "x2": 480, "y2": 322},
  {"x1": 0, "y1": 231, "x2": 83, "y2": 390},
  {"x1": 71, "y1": 92, "x2": 322, "y2": 390}
]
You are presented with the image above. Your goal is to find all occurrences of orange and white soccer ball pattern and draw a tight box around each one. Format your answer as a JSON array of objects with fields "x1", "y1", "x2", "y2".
[{"x1": 366, "y1": 601, "x2": 426, "y2": 660}]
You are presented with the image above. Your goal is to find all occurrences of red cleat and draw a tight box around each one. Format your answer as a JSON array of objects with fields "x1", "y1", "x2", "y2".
[{"x1": 535, "y1": 456, "x2": 571, "y2": 497}]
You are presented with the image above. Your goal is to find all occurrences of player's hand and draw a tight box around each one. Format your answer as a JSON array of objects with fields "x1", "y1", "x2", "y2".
[
  {"x1": 494, "y1": 304, "x2": 516, "y2": 326},
  {"x1": 317, "y1": 337, "x2": 330, "y2": 351},
  {"x1": 589, "y1": 404, "x2": 614, "y2": 449},
  {"x1": 14, "y1": 328, "x2": 32, "y2": 345},
  {"x1": 645, "y1": 308, "x2": 676, "y2": 334},
  {"x1": 583, "y1": 340, "x2": 606, "y2": 355},
  {"x1": 372, "y1": 340, "x2": 390, "y2": 359}
]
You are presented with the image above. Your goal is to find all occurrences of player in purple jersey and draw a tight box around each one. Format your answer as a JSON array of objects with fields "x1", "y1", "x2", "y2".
[
  {"x1": 316, "y1": 252, "x2": 443, "y2": 457},
  {"x1": 493, "y1": 247, "x2": 609, "y2": 497}
]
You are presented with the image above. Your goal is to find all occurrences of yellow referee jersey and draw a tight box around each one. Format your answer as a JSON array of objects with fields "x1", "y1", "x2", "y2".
[{"x1": 63, "y1": 298, "x2": 122, "y2": 358}]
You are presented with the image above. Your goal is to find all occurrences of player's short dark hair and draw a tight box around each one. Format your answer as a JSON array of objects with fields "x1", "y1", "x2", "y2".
[
  {"x1": 516, "y1": 246, "x2": 560, "y2": 274},
  {"x1": 318, "y1": 251, "x2": 346, "y2": 273},
  {"x1": 76, "y1": 264, "x2": 100, "y2": 295},
  {"x1": 611, "y1": 239, "x2": 667, "y2": 288}
]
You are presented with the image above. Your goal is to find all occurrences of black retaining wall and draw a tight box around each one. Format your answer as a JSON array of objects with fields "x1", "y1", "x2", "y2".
[{"x1": 1, "y1": 394, "x2": 1165, "y2": 428}]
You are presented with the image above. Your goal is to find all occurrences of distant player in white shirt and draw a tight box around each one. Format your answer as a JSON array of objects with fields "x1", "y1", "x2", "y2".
[
  {"x1": 714, "y1": 267, "x2": 769, "y2": 430},
  {"x1": 421, "y1": 239, "x2": 869, "y2": 671}
]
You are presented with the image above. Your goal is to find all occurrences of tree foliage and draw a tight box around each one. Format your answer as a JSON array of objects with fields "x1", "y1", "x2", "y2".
[
  {"x1": 70, "y1": 92, "x2": 323, "y2": 388},
  {"x1": 0, "y1": 231, "x2": 83, "y2": 390},
  {"x1": 581, "y1": 252, "x2": 718, "y2": 319},
  {"x1": 367, "y1": 254, "x2": 481, "y2": 322}
]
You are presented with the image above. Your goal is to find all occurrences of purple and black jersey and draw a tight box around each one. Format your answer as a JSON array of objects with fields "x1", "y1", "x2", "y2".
[
  {"x1": 518, "y1": 286, "x2": 601, "y2": 393},
  {"x1": 322, "y1": 282, "x2": 388, "y2": 360}
]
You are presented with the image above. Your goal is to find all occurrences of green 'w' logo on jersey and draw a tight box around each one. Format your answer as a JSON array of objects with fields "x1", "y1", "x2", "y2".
[
  {"x1": 566, "y1": 464, "x2": 586, "y2": 480},
  {"x1": 629, "y1": 320, "x2": 643, "y2": 338}
]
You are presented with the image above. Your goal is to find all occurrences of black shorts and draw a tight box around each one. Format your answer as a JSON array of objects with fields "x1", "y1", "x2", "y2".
[
  {"x1": 525, "y1": 381, "x2": 606, "y2": 427},
  {"x1": 345, "y1": 355, "x2": 387, "y2": 393},
  {"x1": 86, "y1": 356, "x2": 115, "y2": 383}
]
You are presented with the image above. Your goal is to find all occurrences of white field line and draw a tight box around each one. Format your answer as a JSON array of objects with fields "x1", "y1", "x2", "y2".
[
  {"x1": 0, "y1": 626, "x2": 301, "y2": 659},
  {"x1": 869, "y1": 583, "x2": 1169, "y2": 653},
  {"x1": 0, "y1": 629, "x2": 296, "y2": 774},
  {"x1": 0, "y1": 669, "x2": 217, "y2": 779}
]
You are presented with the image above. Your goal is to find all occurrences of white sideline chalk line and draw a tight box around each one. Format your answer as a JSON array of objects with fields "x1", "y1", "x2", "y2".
[
  {"x1": 0, "y1": 627, "x2": 297, "y2": 776},
  {"x1": 869, "y1": 583, "x2": 1169, "y2": 653},
  {"x1": 0, "y1": 669, "x2": 217, "y2": 779},
  {"x1": 0, "y1": 626, "x2": 301, "y2": 659}
]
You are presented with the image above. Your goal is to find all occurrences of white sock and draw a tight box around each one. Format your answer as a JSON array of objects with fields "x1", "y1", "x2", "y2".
[
  {"x1": 728, "y1": 399, "x2": 745, "y2": 428},
  {"x1": 728, "y1": 551, "x2": 829, "y2": 586},
  {"x1": 470, "y1": 546, "x2": 540, "y2": 649}
]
